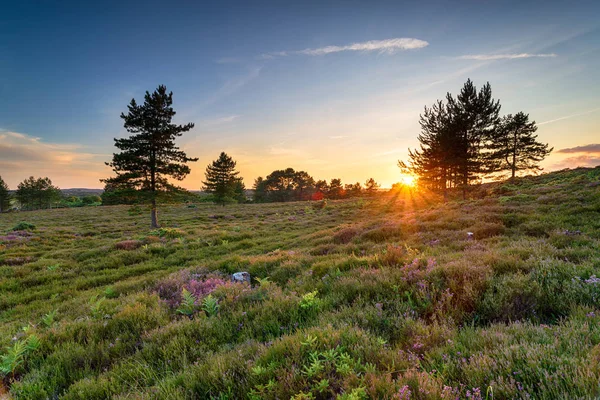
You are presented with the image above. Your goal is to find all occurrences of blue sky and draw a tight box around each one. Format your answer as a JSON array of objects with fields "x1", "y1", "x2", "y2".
[{"x1": 1, "y1": 0, "x2": 599, "y2": 188}]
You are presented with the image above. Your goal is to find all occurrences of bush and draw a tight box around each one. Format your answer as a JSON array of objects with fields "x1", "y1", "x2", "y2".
[
  {"x1": 11, "y1": 222, "x2": 36, "y2": 231},
  {"x1": 114, "y1": 240, "x2": 143, "y2": 250},
  {"x1": 333, "y1": 227, "x2": 360, "y2": 244}
]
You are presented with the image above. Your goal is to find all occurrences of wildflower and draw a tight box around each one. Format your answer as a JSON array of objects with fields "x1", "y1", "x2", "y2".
[
  {"x1": 394, "y1": 385, "x2": 412, "y2": 400},
  {"x1": 585, "y1": 275, "x2": 600, "y2": 284}
]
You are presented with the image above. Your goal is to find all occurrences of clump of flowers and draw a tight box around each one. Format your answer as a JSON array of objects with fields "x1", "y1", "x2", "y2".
[{"x1": 154, "y1": 270, "x2": 227, "y2": 309}]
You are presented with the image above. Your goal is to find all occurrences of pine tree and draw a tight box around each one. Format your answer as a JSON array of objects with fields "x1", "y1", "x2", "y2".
[
  {"x1": 399, "y1": 99, "x2": 457, "y2": 198},
  {"x1": 447, "y1": 79, "x2": 501, "y2": 198},
  {"x1": 400, "y1": 79, "x2": 501, "y2": 199},
  {"x1": 234, "y1": 178, "x2": 246, "y2": 203},
  {"x1": 488, "y1": 112, "x2": 552, "y2": 179},
  {"x1": 203, "y1": 152, "x2": 242, "y2": 206},
  {"x1": 328, "y1": 178, "x2": 344, "y2": 199},
  {"x1": 102, "y1": 85, "x2": 197, "y2": 227},
  {"x1": 0, "y1": 176, "x2": 10, "y2": 212},
  {"x1": 364, "y1": 178, "x2": 380, "y2": 195}
]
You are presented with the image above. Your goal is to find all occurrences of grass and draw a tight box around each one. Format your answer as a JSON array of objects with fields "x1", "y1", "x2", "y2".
[{"x1": 0, "y1": 167, "x2": 599, "y2": 399}]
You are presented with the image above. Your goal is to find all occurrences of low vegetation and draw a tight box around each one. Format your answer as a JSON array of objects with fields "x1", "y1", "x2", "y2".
[{"x1": 0, "y1": 167, "x2": 599, "y2": 399}]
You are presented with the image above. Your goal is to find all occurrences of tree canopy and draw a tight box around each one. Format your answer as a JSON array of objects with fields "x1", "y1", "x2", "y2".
[{"x1": 15, "y1": 176, "x2": 61, "y2": 211}]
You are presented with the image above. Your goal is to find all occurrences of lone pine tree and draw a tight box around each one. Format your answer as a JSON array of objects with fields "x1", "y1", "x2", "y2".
[
  {"x1": 102, "y1": 85, "x2": 197, "y2": 227},
  {"x1": 203, "y1": 152, "x2": 242, "y2": 206}
]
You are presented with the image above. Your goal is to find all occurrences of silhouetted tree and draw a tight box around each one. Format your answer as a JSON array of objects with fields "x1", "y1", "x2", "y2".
[
  {"x1": 0, "y1": 176, "x2": 10, "y2": 212},
  {"x1": 400, "y1": 79, "x2": 502, "y2": 199},
  {"x1": 253, "y1": 177, "x2": 267, "y2": 203},
  {"x1": 447, "y1": 79, "x2": 501, "y2": 198},
  {"x1": 328, "y1": 178, "x2": 344, "y2": 199},
  {"x1": 488, "y1": 112, "x2": 552, "y2": 179},
  {"x1": 364, "y1": 178, "x2": 380, "y2": 195},
  {"x1": 234, "y1": 179, "x2": 247, "y2": 203},
  {"x1": 293, "y1": 171, "x2": 316, "y2": 200},
  {"x1": 203, "y1": 152, "x2": 243, "y2": 206},
  {"x1": 102, "y1": 85, "x2": 197, "y2": 227}
]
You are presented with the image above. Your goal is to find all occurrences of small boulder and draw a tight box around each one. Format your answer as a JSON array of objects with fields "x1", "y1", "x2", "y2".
[
  {"x1": 467, "y1": 232, "x2": 474, "y2": 240},
  {"x1": 232, "y1": 271, "x2": 251, "y2": 284}
]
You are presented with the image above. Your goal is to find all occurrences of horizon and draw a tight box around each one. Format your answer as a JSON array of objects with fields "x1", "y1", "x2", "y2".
[{"x1": 1, "y1": 1, "x2": 600, "y2": 189}]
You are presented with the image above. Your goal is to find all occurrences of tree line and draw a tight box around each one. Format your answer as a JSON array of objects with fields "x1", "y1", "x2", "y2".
[
  {"x1": 0, "y1": 176, "x2": 61, "y2": 211},
  {"x1": 399, "y1": 79, "x2": 552, "y2": 199},
  {"x1": 253, "y1": 170, "x2": 380, "y2": 202},
  {"x1": 0, "y1": 175, "x2": 103, "y2": 212}
]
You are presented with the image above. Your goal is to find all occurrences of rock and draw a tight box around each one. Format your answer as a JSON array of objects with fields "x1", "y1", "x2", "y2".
[
  {"x1": 232, "y1": 271, "x2": 251, "y2": 284},
  {"x1": 467, "y1": 232, "x2": 474, "y2": 240}
]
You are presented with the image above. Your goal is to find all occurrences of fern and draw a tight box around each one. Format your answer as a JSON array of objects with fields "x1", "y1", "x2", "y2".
[
  {"x1": 201, "y1": 294, "x2": 219, "y2": 317},
  {"x1": 41, "y1": 309, "x2": 57, "y2": 328},
  {"x1": 176, "y1": 288, "x2": 197, "y2": 317},
  {"x1": 0, "y1": 340, "x2": 27, "y2": 376},
  {"x1": 0, "y1": 335, "x2": 40, "y2": 377},
  {"x1": 89, "y1": 295, "x2": 107, "y2": 319}
]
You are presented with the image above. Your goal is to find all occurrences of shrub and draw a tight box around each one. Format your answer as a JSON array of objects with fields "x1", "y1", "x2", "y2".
[
  {"x1": 114, "y1": 240, "x2": 143, "y2": 250},
  {"x1": 11, "y1": 222, "x2": 36, "y2": 231},
  {"x1": 333, "y1": 227, "x2": 360, "y2": 244},
  {"x1": 359, "y1": 224, "x2": 403, "y2": 243},
  {"x1": 149, "y1": 227, "x2": 185, "y2": 239},
  {"x1": 471, "y1": 222, "x2": 505, "y2": 239}
]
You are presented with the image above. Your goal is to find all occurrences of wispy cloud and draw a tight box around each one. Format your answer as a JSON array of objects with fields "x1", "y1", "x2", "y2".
[
  {"x1": 550, "y1": 155, "x2": 600, "y2": 170},
  {"x1": 261, "y1": 38, "x2": 429, "y2": 59},
  {"x1": 329, "y1": 135, "x2": 347, "y2": 139},
  {"x1": 0, "y1": 130, "x2": 109, "y2": 187},
  {"x1": 538, "y1": 107, "x2": 600, "y2": 126},
  {"x1": 198, "y1": 115, "x2": 241, "y2": 126},
  {"x1": 457, "y1": 53, "x2": 557, "y2": 60},
  {"x1": 557, "y1": 144, "x2": 600, "y2": 154}
]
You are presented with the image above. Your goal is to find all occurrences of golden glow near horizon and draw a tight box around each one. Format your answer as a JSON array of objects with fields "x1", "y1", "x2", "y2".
[{"x1": 399, "y1": 174, "x2": 416, "y2": 187}]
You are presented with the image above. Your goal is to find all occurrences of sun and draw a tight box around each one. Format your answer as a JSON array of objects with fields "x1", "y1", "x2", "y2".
[{"x1": 400, "y1": 174, "x2": 416, "y2": 187}]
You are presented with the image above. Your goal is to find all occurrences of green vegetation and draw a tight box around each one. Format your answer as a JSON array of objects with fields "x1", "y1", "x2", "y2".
[{"x1": 0, "y1": 167, "x2": 599, "y2": 399}]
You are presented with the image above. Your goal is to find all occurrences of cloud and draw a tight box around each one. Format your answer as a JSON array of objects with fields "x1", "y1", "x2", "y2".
[
  {"x1": 557, "y1": 144, "x2": 600, "y2": 154},
  {"x1": 0, "y1": 130, "x2": 109, "y2": 188},
  {"x1": 457, "y1": 53, "x2": 557, "y2": 60},
  {"x1": 538, "y1": 107, "x2": 600, "y2": 126},
  {"x1": 549, "y1": 155, "x2": 600, "y2": 170},
  {"x1": 261, "y1": 38, "x2": 429, "y2": 59},
  {"x1": 198, "y1": 115, "x2": 241, "y2": 126},
  {"x1": 329, "y1": 135, "x2": 347, "y2": 139}
]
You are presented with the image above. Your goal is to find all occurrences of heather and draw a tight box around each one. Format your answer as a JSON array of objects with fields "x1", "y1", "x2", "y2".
[{"x1": 1, "y1": 167, "x2": 599, "y2": 399}]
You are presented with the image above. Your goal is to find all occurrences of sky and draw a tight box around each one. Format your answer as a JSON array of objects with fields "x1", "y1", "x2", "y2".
[{"x1": 1, "y1": 0, "x2": 599, "y2": 189}]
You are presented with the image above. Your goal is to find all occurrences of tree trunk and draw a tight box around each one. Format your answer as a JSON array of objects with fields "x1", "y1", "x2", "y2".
[{"x1": 151, "y1": 197, "x2": 159, "y2": 228}]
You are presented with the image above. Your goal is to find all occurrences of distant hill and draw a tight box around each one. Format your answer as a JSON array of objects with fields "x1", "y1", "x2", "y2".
[{"x1": 60, "y1": 188, "x2": 104, "y2": 197}]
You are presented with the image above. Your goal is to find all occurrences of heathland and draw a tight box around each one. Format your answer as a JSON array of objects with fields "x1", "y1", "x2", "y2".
[{"x1": 1, "y1": 167, "x2": 599, "y2": 399}]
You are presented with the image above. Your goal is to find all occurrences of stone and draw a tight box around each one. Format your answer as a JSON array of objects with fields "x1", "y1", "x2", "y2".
[{"x1": 232, "y1": 271, "x2": 251, "y2": 284}]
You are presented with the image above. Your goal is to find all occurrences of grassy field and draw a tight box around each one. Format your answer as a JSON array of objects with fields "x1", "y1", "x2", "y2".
[{"x1": 1, "y1": 167, "x2": 600, "y2": 399}]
